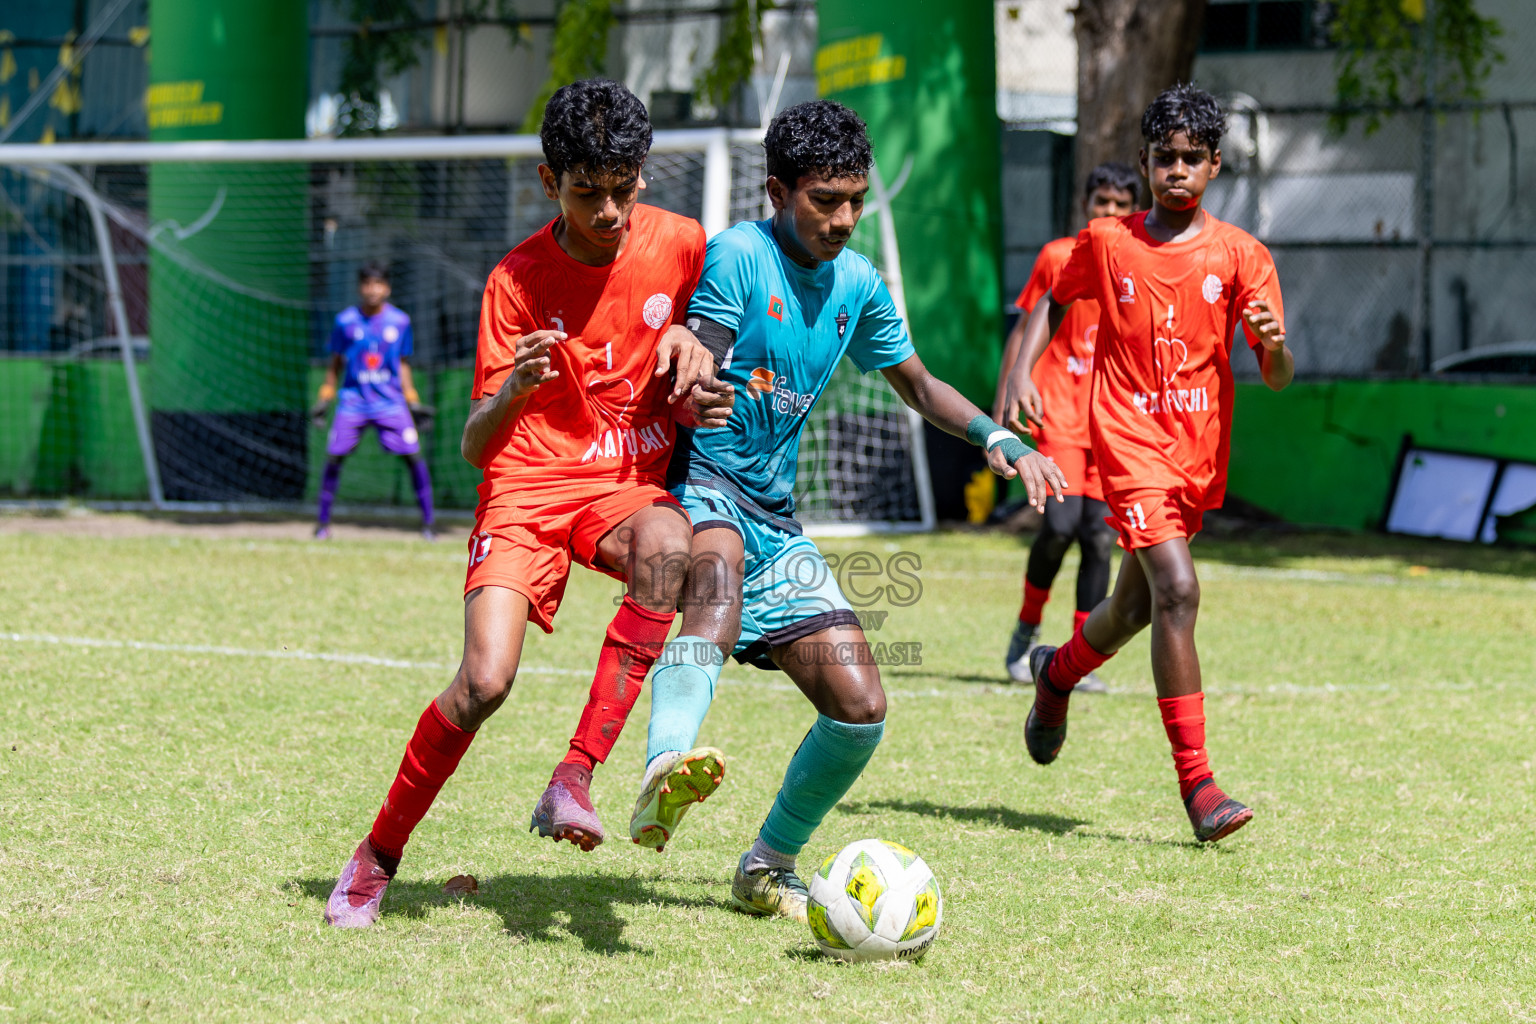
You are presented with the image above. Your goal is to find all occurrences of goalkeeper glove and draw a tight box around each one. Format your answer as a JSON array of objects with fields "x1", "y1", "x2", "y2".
[
  {"x1": 310, "y1": 384, "x2": 336, "y2": 429},
  {"x1": 408, "y1": 401, "x2": 436, "y2": 431}
]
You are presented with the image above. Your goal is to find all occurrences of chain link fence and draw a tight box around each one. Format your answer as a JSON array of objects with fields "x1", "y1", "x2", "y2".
[{"x1": 1211, "y1": 97, "x2": 1536, "y2": 379}]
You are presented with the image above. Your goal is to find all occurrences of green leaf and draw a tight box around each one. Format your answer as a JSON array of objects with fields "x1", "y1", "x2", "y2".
[{"x1": 1330, "y1": 0, "x2": 1504, "y2": 135}]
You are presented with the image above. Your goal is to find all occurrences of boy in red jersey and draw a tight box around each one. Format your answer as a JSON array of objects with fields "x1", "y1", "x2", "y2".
[
  {"x1": 995, "y1": 163, "x2": 1138, "y2": 689},
  {"x1": 324, "y1": 80, "x2": 732, "y2": 927},
  {"x1": 1002, "y1": 83, "x2": 1294, "y2": 843}
]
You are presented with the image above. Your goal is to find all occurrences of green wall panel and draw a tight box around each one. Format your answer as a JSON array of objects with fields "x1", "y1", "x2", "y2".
[
  {"x1": 0, "y1": 360, "x2": 52, "y2": 496},
  {"x1": 1, "y1": 359, "x2": 148, "y2": 499},
  {"x1": 1228, "y1": 381, "x2": 1536, "y2": 530}
]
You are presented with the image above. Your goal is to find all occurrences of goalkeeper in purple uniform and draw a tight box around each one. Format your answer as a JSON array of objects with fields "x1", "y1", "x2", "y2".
[{"x1": 311, "y1": 262, "x2": 436, "y2": 539}]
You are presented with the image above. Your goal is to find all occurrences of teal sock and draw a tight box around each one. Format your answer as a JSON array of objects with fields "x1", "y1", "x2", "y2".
[
  {"x1": 758, "y1": 715, "x2": 885, "y2": 856},
  {"x1": 645, "y1": 635, "x2": 724, "y2": 765}
]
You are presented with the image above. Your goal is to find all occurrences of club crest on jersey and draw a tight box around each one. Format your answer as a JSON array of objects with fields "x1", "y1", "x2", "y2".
[
  {"x1": 835, "y1": 304, "x2": 849, "y2": 339},
  {"x1": 1202, "y1": 274, "x2": 1223, "y2": 304},
  {"x1": 1118, "y1": 275, "x2": 1136, "y2": 303},
  {"x1": 642, "y1": 293, "x2": 673, "y2": 329},
  {"x1": 383, "y1": 325, "x2": 400, "y2": 343},
  {"x1": 767, "y1": 295, "x2": 785, "y2": 322}
]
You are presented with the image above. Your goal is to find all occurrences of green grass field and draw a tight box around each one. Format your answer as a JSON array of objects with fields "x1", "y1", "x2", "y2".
[{"x1": 2, "y1": 517, "x2": 1534, "y2": 1022}]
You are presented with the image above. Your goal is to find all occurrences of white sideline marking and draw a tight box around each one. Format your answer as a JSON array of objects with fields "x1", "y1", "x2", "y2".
[
  {"x1": 0, "y1": 632, "x2": 585, "y2": 676},
  {"x1": 2, "y1": 633, "x2": 1506, "y2": 701},
  {"x1": 926, "y1": 564, "x2": 1536, "y2": 592},
  {"x1": 0, "y1": 631, "x2": 954, "y2": 698}
]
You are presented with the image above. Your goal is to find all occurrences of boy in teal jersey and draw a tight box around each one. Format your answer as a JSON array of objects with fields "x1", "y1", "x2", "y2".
[{"x1": 624, "y1": 100, "x2": 1067, "y2": 921}]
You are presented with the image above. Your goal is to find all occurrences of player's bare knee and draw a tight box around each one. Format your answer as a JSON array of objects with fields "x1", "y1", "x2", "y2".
[
  {"x1": 1152, "y1": 572, "x2": 1200, "y2": 620},
  {"x1": 454, "y1": 661, "x2": 515, "y2": 715},
  {"x1": 836, "y1": 688, "x2": 886, "y2": 725},
  {"x1": 631, "y1": 523, "x2": 692, "y2": 602},
  {"x1": 832, "y1": 666, "x2": 886, "y2": 724}
]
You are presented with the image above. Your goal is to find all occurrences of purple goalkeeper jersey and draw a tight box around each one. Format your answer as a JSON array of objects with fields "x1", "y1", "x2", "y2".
[{"x1": 329, "y1": 303, "x2": 413, "y2": 418}]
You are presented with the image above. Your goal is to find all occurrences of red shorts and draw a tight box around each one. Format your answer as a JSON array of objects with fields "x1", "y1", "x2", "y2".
[
  {"x1": 465, "y1": 485, "x2": 684, "y2": 633},
  {"x1": 1035, "y1": 440, "x2": 1102, "y2": 501},
  {"x1": 1105, "y1": 488, "x2": 1204, "y2": 551}
]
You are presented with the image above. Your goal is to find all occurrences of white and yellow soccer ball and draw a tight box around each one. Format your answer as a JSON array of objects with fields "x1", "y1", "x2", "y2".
[{"x1": 806, "y1": 838, "x2": 942, "y2": 962}]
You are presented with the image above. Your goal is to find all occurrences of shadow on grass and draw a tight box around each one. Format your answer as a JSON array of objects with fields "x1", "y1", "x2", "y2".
[
  {"x1": 781, "y1": 946, "x2": 832, "y2": 963},
  {"x1": 844, "y1": 800, "x2": 1223, "y2": 850},
  {"x1": 293, "y1": 871, "x2": 729, "y2": 956},
  {"x1": 885, "y1": 669, "x2": 1011, "y2": 686},
  {"x1": 1069, "y1": 830, "x2": 1209, "y2": 850},
  {"x1": 840, "y1": 799, "x2": 1087, "y2": 836},
  {"x1": 1193, "y1": 529, "x2": 1536, "y2": 580}
]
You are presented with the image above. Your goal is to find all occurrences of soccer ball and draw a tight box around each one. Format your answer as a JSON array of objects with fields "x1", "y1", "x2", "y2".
[{"x1": 806, "y1": 839, "x2": 942, "y2": 962}]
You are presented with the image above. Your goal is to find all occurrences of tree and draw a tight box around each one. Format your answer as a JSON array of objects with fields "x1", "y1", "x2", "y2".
[
  {"x1": 1330, "y1": 0, "x2": 1503, "y2": 133},
  {"x1": 1071, "y1": 0, "x2": 1208, "y2": 208},
  {"x1": 520, "y1": 0, "x2": 773, "y2": 133}
]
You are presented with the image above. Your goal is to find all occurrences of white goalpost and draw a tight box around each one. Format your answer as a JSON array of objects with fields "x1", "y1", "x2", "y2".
[{"x1": 0, "y1": 131, "x2": 935, "y2": 533}]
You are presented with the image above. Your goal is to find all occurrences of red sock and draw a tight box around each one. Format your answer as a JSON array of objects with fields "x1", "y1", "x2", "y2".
[
  {"x1": 1046, "y1": 626, "x2": 1111, "y2": 690},
  {"x1": 1073, "y1": 609, "x2": 1091, "y2": 633},
  {"x1": 562, "y1": 597, "x2": 675, "y2": 770},
  {"x1": 1019, "y1": 580, "x2": 1050, "y2": 625},
  {"x1": 368, "y1": 700, "x2": 475, "y2": 859},
  {"x1": 1158, "y1": 693, "x2": 1215, "y2": 801}
]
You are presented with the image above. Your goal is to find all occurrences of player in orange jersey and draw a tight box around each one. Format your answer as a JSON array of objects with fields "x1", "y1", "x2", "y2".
[
  {"x1": 995, "y1": 163, "x2": 1138, "y2": 689},
  {"x1": 1002, "y1": 83, "x2": 1294, "y2": 843},
  {"x1": 324, "y1": 80, "x2": 733, "y2": 927}
]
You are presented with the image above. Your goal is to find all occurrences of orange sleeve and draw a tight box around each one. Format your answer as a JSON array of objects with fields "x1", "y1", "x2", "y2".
[
  {"x1": 1234, "y1": 239, "x2": 1285, "y2": 350},
  {"x1": 1051, "y1": 228, "x2": 1099, "y2": 306},
  {"x1": 1015, "y1": 242, "x2": 1059, "y2": 313},
  {"x1": 472, "y1": 266, "x2": 537, "y2": 399}
]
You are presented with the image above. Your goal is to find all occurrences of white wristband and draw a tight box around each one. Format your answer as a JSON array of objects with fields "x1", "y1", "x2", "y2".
[{"x1": 984, "y1": 429, "x2": 1013, "y2": 450}]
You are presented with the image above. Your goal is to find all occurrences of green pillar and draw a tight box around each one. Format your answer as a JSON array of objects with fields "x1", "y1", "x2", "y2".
[
  {"x1": 148, "y1": 0, "x2": 309, "y2": 499},
  {"x1": 816, "y1": 4, "x2": 1003, "y2": 405}
]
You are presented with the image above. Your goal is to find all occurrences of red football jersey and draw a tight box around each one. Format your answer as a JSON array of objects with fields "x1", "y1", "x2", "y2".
[
  {"x1": 472, "y1": 205, "x2": 706, "y2": 510},
  {"x1": 1016, "y1": 236, "x2": 1100, "y2": 450},
  {"x1": 1053, "y1": 210, "x2": 1284, "y2": 510}
]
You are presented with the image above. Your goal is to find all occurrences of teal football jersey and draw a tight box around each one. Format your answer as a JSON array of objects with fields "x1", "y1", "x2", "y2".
[{"x1": 670, "y1": 219, "x2": 915, "y2": 532}]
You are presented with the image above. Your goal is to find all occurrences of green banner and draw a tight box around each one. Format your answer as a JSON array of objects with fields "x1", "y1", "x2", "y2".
[
  {"x1": 817, "y1": 2, "x2": 1003, "y2": 405},
  {"x1": 148, "y1": 0, "x2": 309, "y2": 499}
]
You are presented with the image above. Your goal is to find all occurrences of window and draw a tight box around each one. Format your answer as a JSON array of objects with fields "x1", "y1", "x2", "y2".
[{"x1": 1201, "y1": 0, "x2": 1335, "y2": 52}]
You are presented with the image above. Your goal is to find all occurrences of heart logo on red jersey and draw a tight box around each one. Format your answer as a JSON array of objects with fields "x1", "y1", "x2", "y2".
[{"x1": 1153, "y1": 336, "x2": 1188, "y2": 386}]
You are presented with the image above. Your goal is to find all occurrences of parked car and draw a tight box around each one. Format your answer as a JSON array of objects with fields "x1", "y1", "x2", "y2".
[{"x1": 1432, "y1": 342, "x2": 1536, "y2": 378}]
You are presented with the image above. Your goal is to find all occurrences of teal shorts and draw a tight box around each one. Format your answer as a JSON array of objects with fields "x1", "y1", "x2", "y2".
[{"x1": 673, "y1": 482, "x2": 859, "y2": 669}]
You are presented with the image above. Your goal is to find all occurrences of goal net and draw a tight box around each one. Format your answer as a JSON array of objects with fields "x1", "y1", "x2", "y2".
[{"x1": 0, "y1": 133, "x2": 933, "y2": 532}]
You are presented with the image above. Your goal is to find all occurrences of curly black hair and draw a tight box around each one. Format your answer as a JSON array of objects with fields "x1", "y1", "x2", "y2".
[
  {"x1": 764, "y1": 100, "x2": 873, "y2": 189},
  {"x1": 1084, "y1": 161, "x2": 1140, "y2": 199},
  {"x1": 357, "y1": 261, "x2": 389, "y2": 283},
  {"x1": 1140, "y1": 83, "x2": 1226, "y2": 154},
  {"x1": 539, "y1": 79, "x2": 653, "y2": 181}
]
